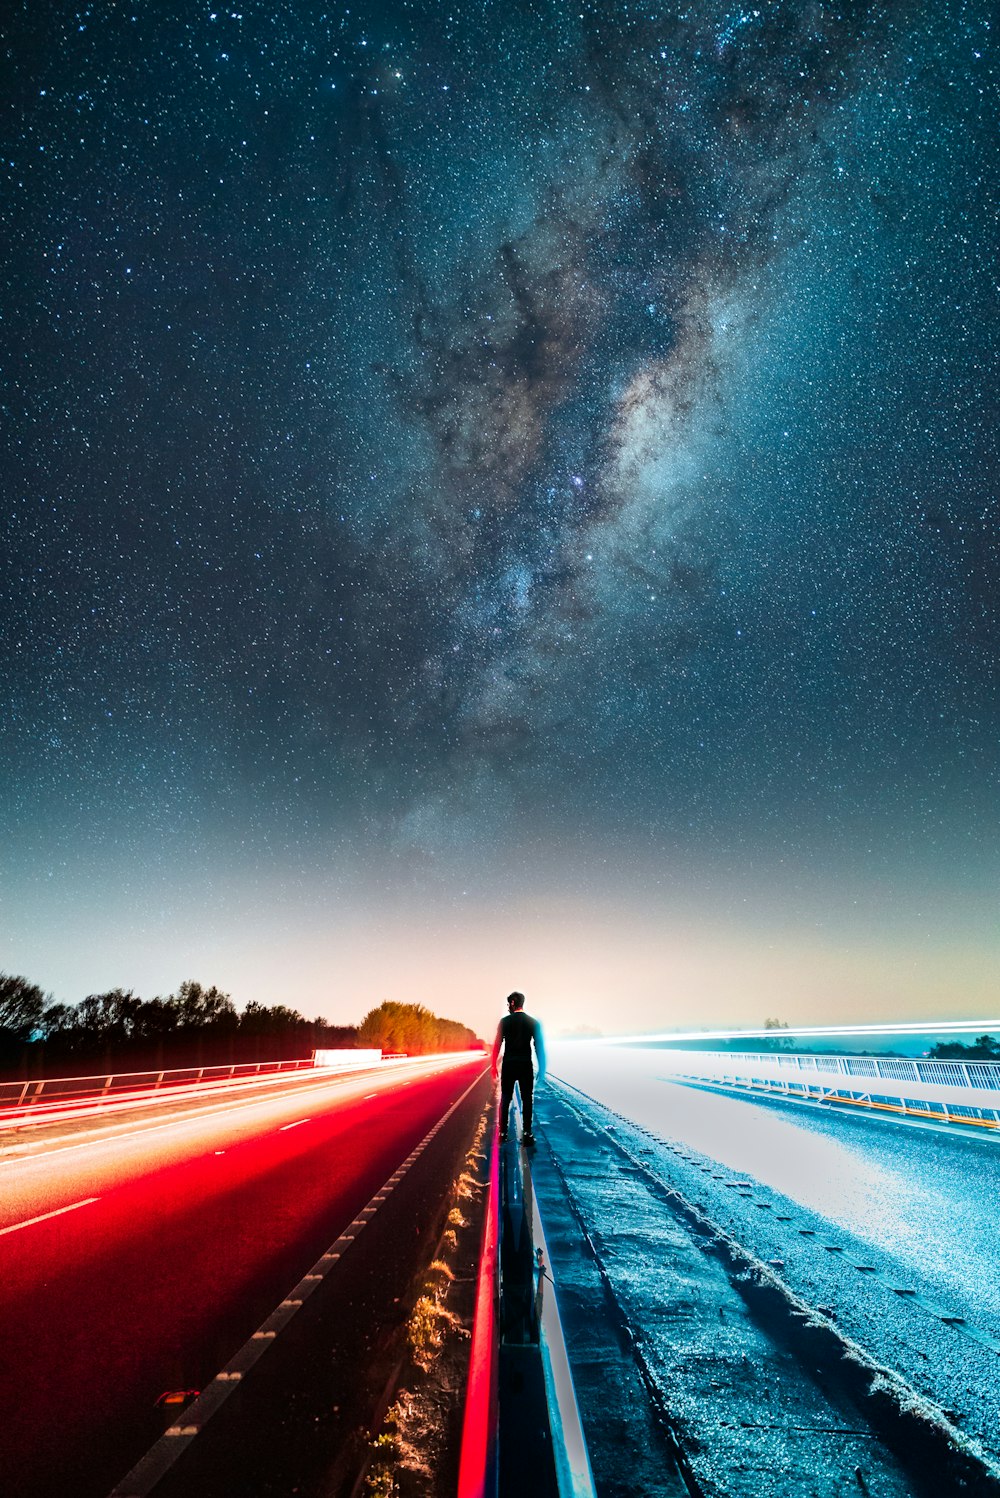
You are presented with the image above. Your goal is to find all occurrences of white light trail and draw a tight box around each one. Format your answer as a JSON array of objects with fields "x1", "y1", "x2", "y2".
[
  {"x1": 1, "y1": 1053, "x2": 480, "y2": 1167},
  {"x1": 565, "y1": 1019, "x2": 1000, "y2": 1047}
]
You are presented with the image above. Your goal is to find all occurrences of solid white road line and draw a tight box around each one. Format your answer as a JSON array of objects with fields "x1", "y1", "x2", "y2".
[{"x1": 0, "y1": 1196, "x2": 101, "y2": 1237}]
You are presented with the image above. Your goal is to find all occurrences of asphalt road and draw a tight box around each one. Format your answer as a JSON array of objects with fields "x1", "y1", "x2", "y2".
[
  {"x1": 0, "y1": 1056, "x2": 485, "y2": 1498},
  {"x1": 530, "y1": 1087, "x2": 925, "y2": 1498},
  {"x1": 546, "y1": 1043, "x2": 1000, "y2": 1474}
]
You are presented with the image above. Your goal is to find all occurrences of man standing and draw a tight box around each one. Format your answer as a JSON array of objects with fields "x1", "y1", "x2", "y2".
[{"x1": 491, "y1": 990, "x2": 546, "y2": 1146}]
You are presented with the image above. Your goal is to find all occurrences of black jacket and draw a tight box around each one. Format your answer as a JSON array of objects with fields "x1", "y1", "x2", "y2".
[{"x1": 492, "y1": 1010, "x2": 545, "y2": 1075}]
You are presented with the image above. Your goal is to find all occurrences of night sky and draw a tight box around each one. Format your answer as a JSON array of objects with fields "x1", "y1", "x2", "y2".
[{"x1": 3, "y1": 1, "x2": 998, "y2": 1036}]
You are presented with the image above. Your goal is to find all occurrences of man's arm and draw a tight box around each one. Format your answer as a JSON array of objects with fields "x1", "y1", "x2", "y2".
[
  {"x1": 490, "y1": 1020, "x2": 504, "y2": 1080},
  {"x1": 534, "y1": 1020, "x2": 546, "y2": 1082}
]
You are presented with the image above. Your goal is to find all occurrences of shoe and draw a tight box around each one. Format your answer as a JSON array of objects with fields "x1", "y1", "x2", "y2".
[{"x1": 522, "y1": 1132, "x2": 536, "y2": 1147}]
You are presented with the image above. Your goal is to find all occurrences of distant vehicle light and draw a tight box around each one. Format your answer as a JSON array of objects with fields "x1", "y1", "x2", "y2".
[
  {"x1": 313, "y1": 1048, "x2": 383, "y2": 1068},
  {"x1": 156, "y1": 1389, "x2": 199, "y2": 1407}
]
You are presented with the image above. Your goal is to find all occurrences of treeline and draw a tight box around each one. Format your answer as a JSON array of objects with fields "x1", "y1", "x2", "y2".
[
  {"x1": 927, "y1": 1034, "x2": 1000, "y2": 1060},
  {"x1": 0, "y1": 972, "x2": 477, "y2": 1079},
  {"x1": 0, "y1": 972, "x2": 357, "y2": 1077},
  {"x1": 358, "y1": 1001, "x2": 481, "y2": 1056}
]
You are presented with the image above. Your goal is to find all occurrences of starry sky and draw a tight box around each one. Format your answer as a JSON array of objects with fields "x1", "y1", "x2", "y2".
[{"x1": 2, "y1": 0, "x2": 998, "y2": 1038}]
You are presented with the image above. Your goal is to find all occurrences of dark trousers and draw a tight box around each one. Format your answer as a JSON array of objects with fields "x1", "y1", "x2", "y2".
[{"x1": 500, "y1": 1064, "x2": 534, "y2": 1136}]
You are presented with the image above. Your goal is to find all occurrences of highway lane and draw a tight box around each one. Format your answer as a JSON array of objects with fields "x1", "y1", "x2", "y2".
[
  {"x1": 0, "y1": 1055, "x2": 476, "y2": 1219},
  {"x1": 0, "y1": 1057, "x2": 415, "y2": 1156},
  {"x1": 0, "y1": 1054, "x2": 485, "y2": 1498},
  {"x1": 548, "y1": 1042, "x2": 1000, "y2": 1469}
]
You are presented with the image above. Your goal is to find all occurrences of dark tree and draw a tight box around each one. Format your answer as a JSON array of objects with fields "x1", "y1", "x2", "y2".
[
  {"x1": 758, "y1": 1017, "x2": 792, "y2": 1052},
  {"x1": 0, "y1": 973, "x2": 49, "y2": 1071},
  {"x1": 0, "y1": 973, "x2": 47, "y2": 1040},
  {"x1": 75, "y1": 989, "x2": 145, "y2": 1047},
  {"x1": 168, "y1": 980, "x2": 238, "y2": 1029},
  {"x1": 928, "y1": 1034, "x2": 1000, "y2": 1061}
]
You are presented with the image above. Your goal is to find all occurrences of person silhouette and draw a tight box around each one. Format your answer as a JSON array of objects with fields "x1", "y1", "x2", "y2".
[{"x1": 491, "y1": 990, "x2": 546, "y2": 1146}]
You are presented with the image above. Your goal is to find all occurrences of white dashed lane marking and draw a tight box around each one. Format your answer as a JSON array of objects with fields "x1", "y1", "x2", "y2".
[{"x1": 0, "y1": 1196, "x2": 101, "y2": 1237}]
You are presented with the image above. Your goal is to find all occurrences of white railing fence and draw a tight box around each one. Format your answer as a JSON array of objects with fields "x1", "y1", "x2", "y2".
[
  {"x1": 0, "y1": 1057, "x2": 320, "y2": 1113},
  {"x1": 656, "y1": 1049, "x2": 1000, "y2": 1130}
]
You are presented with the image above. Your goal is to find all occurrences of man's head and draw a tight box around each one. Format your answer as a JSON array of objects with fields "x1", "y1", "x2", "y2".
[{"x1": 506, "y1": 991, "x2": 525, "y2": 1011}]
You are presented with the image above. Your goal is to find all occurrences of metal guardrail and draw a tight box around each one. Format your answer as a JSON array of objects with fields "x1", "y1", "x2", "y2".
[
  {"x1": 0, "y1": 1058, "x2": 319, "y2": 1112},
  {"x1": 521, "y1": 1144, "x2": 597, "y2": 1498},
  {"x1": 1, "y1": 1052, "x2": 484, "y2": 1130},
  {"x1": 658, "y1": 1049, "x2": 1000, "y2": 1129},
  {"x1": 456, "y1": 1094, "x2": 596, "y2": 1498}
]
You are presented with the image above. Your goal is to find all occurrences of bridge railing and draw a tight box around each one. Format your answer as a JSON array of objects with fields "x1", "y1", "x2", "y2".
[
  {"x1": 0, "y1": 1052, "x2": 393, "y2": 1121},
  {"x1": 718, "y1": 1051, "x2": 1000, "y2": 1091},
  {"x1": 0, "y1": 1057, "x2": 320, "y2": 1111},
  {"x1": 657, "y1": 1048, "x2": 1000, "y2": 1130},
  {"x1": 457, "y1": 1097, "x2": 596, "y2": 1498}
]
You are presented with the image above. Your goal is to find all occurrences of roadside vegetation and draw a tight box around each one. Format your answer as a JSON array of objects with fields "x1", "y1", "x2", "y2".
[
  {"x1": 926, "y1": 1034, "x2": 1000, "y2": 1060},
  {"x1": 364, "y1": 1106, "x2": 489, "y2": 1498},
  {"x1": 0, "y1": 972, "x2": 481, "y2": 1078},
  {"x1": 358, "y1": 1000, "x2": 480, "y2": 1057}
]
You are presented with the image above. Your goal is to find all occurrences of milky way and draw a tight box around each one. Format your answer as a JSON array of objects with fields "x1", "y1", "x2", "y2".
[{"x1": 2, "y1": 2, "x2": 998, "y2": 1013}]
